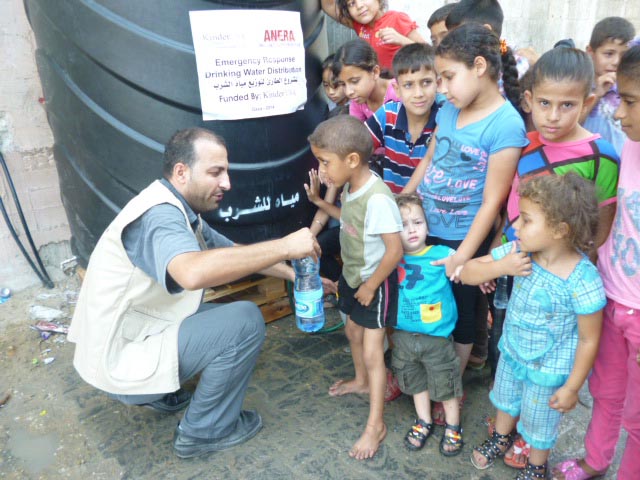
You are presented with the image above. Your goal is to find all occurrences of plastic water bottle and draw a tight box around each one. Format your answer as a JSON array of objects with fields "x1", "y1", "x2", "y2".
[
  {"x1": 292, "y1": 257, "x2": 325, "y2": 332},
  {"x1": 493, "y1": 276, "x2": 509, "y2": 309},
  {"x1": 0, "y1": 287, "x2": 11, "y2": 305}
]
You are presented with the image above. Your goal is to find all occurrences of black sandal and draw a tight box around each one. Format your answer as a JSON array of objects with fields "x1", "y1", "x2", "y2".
[
  {"x1": 404, "y1": 418, "x2": 433, "y2": 451},
  {"x1": 439, "y1": 423, "x2": 463, "y2": 457},
  {"x1": 470, "y1": 430, "x2": 514, "y2": 470},
  {"x1": 515, "y1": 461, "x2": 548, "y2": 479}
]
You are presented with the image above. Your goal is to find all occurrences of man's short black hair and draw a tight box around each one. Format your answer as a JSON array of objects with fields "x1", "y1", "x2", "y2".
[{"x1": 162, "y1": 128, "x2": 226, "y2": 179}]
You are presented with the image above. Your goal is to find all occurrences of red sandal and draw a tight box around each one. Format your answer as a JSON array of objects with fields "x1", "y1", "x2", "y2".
[
  {"x1": 505, "y1": 436, "x2": 530, "y2": 469},
  {"x1": 432, "y1": 401, "x2": 446, "y2": 426},
  {"x1": 433, "y1": 391, "x2": 466, "y2": 426},
  {"x1": 384, "y1": 368, "x2": 402, "y2": 402},
  {"x1": 486, "y1": 416, "x2": 528, "y2": 469}
]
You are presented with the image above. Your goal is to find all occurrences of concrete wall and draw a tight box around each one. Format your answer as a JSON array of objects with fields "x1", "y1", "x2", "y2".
[
  {"x1": 329, "y1": 1, "x2": 640, "y2": 52},
  {"x1": 1, "y1": 0, "x2": 639, "y2": 291},
  {"x1": 388, "y1": 0, "x2": 640, "y2": 53},
  {"x1": 0, "y1": 1, "x2": 71, "y2": 291}
]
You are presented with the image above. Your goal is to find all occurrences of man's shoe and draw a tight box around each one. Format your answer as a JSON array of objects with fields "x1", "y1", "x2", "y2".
[
  {"x1": 173, "y1": 410, "x2": 263, "y2": 459},
  {"x1": 141, "y1": 388, "x2": 192, "y2": 413}
]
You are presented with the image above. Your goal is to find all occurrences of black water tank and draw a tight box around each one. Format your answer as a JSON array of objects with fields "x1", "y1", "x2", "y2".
[{"x1": 25, "y1": 0, "x2": 328, "y2": 267}]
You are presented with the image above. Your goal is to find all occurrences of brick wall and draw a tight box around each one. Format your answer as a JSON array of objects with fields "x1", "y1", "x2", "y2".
[
  {"x1": 386, "y1": 0, "x2": 639, "y2": 54},
  {"x1": 0, "y1": 1, "x2": 71, "y2": 291}
]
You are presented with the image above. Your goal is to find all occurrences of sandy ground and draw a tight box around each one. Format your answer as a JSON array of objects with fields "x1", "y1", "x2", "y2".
[
  {"x1": 0, "y1": 278, "x2": 625, "y2": 479},
  {"x1": 0, "y1": 277, "x2": 123, "y2": 478}
]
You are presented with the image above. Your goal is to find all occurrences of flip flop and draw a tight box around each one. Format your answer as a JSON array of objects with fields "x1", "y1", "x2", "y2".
[{"x1": 551, "y1": 459, "x2": 604, "y2": 480}]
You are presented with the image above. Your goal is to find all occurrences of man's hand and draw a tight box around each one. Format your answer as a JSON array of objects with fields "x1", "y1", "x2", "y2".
[{"x1": 282, "y1": 228, "x2": 321, "y2": 261}]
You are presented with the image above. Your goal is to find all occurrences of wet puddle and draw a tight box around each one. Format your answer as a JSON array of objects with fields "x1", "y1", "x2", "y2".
[{"x1": 7, "y1": 428, "x2": 58, "y2": 474}]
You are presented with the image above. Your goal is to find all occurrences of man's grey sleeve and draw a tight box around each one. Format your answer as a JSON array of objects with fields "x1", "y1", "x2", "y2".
[
  {"x1": 122, "y1": 204, "x2": 201, "y2": 292},
  {"x1": 201, "y1": 218, "x2": 235, "y2": 249}
]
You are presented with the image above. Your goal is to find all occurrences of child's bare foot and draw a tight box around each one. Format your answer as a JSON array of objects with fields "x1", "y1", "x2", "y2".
[
  {"x1": 328, "y1": 379, "x2": 368, "y2": 397},
  {"x1": 349, "y1": 423, "x2": 387, "y2": 460}
]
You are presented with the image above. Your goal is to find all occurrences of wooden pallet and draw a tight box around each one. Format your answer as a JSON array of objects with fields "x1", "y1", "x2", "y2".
[
  {"x1": 77, "y1": 267, "x2": 291, "y2": 324},
  {"x1": 204, "y1": 276, "x2": 292, "y2": 323}
]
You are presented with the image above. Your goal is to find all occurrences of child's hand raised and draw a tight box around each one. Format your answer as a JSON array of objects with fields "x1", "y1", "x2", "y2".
[
  {"x1": 594, "y1": 72, "x2": 617, "y2": 99},
  {"x1": 549, "y1": 386, "x2": 579, "y2": 413},
  {"x1": 304, "y1": 169, "x2": 322, "y2": 205},
  {"x1": 500, "y1": 242, "x2": 532, "y2": 277}
]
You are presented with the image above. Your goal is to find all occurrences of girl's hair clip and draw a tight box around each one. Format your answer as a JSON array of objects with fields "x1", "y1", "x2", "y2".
[{"x1": 500, "y1": 38, "x2": 508, "y2": 55}]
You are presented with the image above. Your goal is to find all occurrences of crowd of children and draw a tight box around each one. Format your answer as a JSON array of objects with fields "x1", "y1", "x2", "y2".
[{"x1": 305, "y1": 1, "x2": 639, "y2": 478}]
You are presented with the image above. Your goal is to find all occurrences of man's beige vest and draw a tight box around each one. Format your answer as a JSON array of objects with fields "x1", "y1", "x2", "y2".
[{"x1": 68, "y1": 180, "x2": 203, "y2": 394}]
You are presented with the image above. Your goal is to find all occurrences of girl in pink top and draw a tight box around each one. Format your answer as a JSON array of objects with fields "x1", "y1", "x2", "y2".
[
  {"x1": 321, "y1": 0, "x2": 425, "y2": 71},
  {"x1": 552, "y1": 45, "x2": 640, "y2": 480},
  {"x1": 332, "y1": 38, "x2": 399, "y2": 122}
]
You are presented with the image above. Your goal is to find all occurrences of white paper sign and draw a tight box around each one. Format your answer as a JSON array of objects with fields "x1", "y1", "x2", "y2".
[{"x1": 189, "y1": 10, "x2": 307, "y2": 121}]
